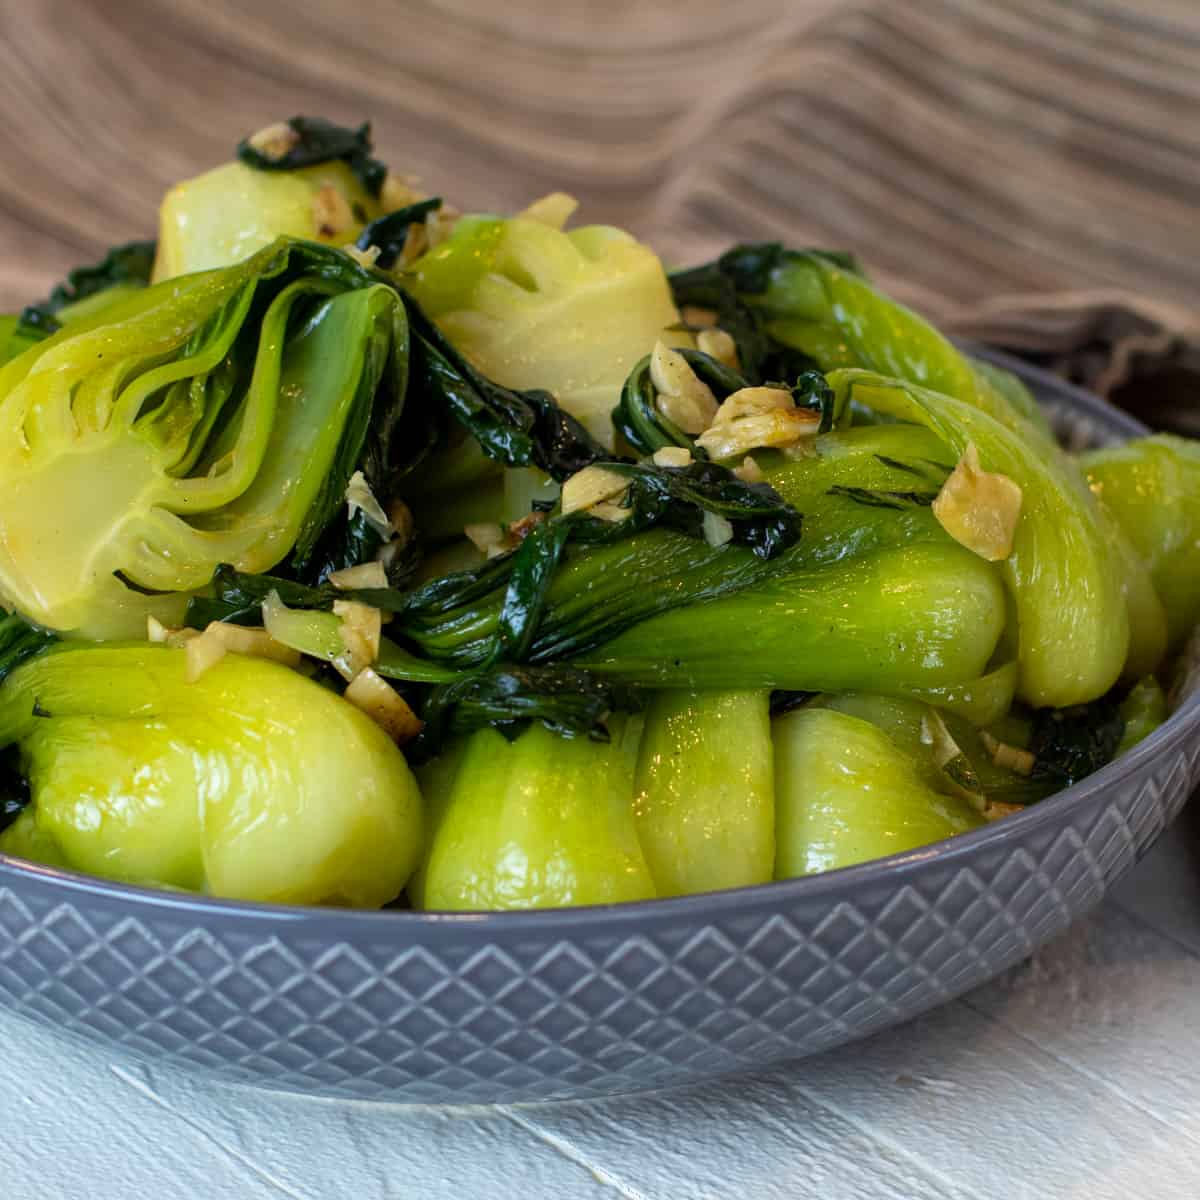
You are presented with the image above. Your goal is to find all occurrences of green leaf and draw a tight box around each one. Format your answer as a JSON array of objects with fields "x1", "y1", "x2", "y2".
[
  {"x1": 18, "y1": 238, "x2": 157, "y2": 338},
  {"x1": 237, "y1": 116, "x2": 388, "y2": 196}
]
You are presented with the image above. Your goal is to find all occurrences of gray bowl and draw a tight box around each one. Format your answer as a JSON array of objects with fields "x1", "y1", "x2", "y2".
[{"x1": 1, "y1": 355, "x2": 1196, "y2": 1105}]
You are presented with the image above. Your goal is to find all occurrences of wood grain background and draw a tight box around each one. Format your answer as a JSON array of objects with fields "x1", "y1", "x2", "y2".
[{"x1": 0, "y1": 0, "x2": 1197, "y2": 322}]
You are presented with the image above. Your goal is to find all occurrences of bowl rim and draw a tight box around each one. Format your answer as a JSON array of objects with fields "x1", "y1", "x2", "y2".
[{"x1": 0, "y1": 352, "x2": 1187, "y2": 936}]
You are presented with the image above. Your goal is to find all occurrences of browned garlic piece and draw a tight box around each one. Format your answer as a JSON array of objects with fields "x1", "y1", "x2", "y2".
[
  {"x1": 312, "y1": 184, "x2": 355, "y2": 239},
  {"x1": 980, "y1": 730, "x2": 1036, "y2": 776},
  {"x1": 561, "y1": 465, "x2": 630, "y2": 516},
  {"x1": 343, "y1": 668, "x2": 423, "y2": 744},
  {"x1": 333, "y1": 599, "x2": 383, "y2": 667},
  {"x1": 932, "y1": 443, "x2": 1023, "y2": 562},
  {"x1": 649, "y1": 341, "x2": 719, "y2": 435},
  {"x1": 245, "y1": 121, "x2": 300, "y2": 161},
  {"x1": 695, "y1": 386, "x2": 821, "y2": 461},
  {"x1": 652, "y1": 446, "x2": 693, "y2": 468},
  {"x1": 465, "y1": 522, "x2": 518, "y2": 559},
  {"x1": 733, "y1": 455, "x2": 765, "y2": 483},
  {"x1": 185, "y1": 622, "x2": 301, "y2": 683},
  {"x1": 345, "y1": 244, "x2": 381, "y2": 270},
  {"x1": 696, "y1": 328, "x2": 739, "y2": 370},
  {"x1": 380, "y1": 172, "x2": 425, "y2": 212}
]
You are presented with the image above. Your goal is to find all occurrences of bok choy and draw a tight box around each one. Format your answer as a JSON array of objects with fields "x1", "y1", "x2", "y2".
[{"x1": 0, "y1": 115, "x2": 1186, "y2": 912}]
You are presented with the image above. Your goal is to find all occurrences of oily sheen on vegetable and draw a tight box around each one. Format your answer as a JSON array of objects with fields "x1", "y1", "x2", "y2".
[{"x1": 0, "y1": 115, "x2": 1193, "y2": 911}]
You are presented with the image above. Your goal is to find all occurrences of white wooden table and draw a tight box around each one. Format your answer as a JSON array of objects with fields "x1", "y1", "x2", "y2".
[{"x1": 7, "y1": 808, "x2": 1200, "y2": 1199}]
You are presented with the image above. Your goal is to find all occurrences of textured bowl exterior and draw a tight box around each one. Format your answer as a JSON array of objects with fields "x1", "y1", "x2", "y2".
[{"x1": 0, "y1": 356, "x2": 1196, "y2": 1104}]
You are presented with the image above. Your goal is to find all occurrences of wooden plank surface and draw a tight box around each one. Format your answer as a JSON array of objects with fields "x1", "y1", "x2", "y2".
[{"x1": 0, "y1": 0, "x2": 1197, "y2": 320}]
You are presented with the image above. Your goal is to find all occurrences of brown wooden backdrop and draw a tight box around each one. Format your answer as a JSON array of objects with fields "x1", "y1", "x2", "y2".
[{"x1": 0, "y1": 0, "x2": 1197, "y2": 322}]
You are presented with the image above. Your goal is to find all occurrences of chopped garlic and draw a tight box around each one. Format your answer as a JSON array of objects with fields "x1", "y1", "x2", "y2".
[
  {"x1": 396, "y1": 222, "x2": 429, "y2": 268},
  {"x1": 328, "y1": 561, "x2": 388, "y2": 591},
  {"x1": 932, "y1": 443, "x2": 1023, "y2": 562},
  {"x1": 343, "y1": 668, "x2": 423, "y2": 744},
  {"x1": 980, "y1": 730, "x2": 1036, "y2": 776},
  {"x1": 696, "y1": 386, "x2": 820, "y2": 461},
  {"x1": 380, "y1": 171, "x2": 425, "y2": 211},
  {"x1": 464, "y1": 522, "x2": 516, "y2": 558},
  {"x1": 649, "y1": 341, "x2": 718, "y2": 435},
  {"x1": 147, "y1": 616, "x2": 199, "y2": 648},
  {"x1": 246, "y1": 121, "x2": 299, "y2": 161},
  {"x1": 345, "y1": 244, "x2": 381, "y2": 269},
  {"x1": 425, "y1": 204, "x2": 460, "y2": 249},
  {"x1": 702, "y1": 511, "x2": 734, "y2": 547},
  {"x1": 652, "y1": 446, "x2": 693, "y2": 469},
  {"x1": 333, "y1": 599, "x2": 382, "y2": 663},
  {"x1": 345, "y1": 471, "x2": 393, "y2": 536},
  {"x1": 734, "y1": 455, "x2": 765, "y2": 483},
  {"x1": 388, "y1": 498, "x2": 415, "y2": 545},
  {"x1": 312, "y1": 184, "x2": 355, "y2": 239},
  {"x1": 519, "y1": 192, "x2": 579, "y2": 230},
  {"x1": 697, "y1": 328, "x2": 739, "y2": 369},
  {"x1": 561, "y1": 465, "x2": 630, "y2": 515},
  {"x1": 185, "y1": 631, "x2": 226, "y2": 683},
  {"x1": 185, "y1": 622, "x2": 300, "y2": 683}
]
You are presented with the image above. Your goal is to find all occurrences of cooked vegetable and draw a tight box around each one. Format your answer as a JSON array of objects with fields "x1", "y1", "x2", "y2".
[
  {"x1": 157, "y1": 127, "x2": 385, "y2": 279},
  {"x1": 404, "y1": 212, "x2": 684, "y2": 445},
  {"x1": 671, "y1": 243, "x2": 1048, "y2": 435},
  {"x1": 825, "y1": 370, "x2": 1131, "y2": 707},
  {"x1": 413, "y1": 718, "x2": 654, "y2": 910},
  {"x1": 0, "y1": 238, "x2": 407, "y2": 636},
  {"x1": 0, "y1": 645, "x2": 423, "y2": 905},
  {"x1": 577, "y1": 542, "x2": 1005, "y2": 693},
  {"x1": 633, "y1": 690, "x2": 774, "y2": 896},
  {"x1": 774, "y1": 707, "x2": 984, "y2": 877},
  {"x1": 0, "y1": 116, "x2": 1186, "y2": 912},
  {"x1": 1084, "y1": 434, "x2": 1200, "y2": 653}
]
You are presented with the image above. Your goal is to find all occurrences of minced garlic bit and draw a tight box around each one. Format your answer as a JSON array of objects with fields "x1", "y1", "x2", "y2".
[
  {"x1": 343, "y1": 667, "x2": 423, "y2": 744},
  {"x1": 702, "y1": 511, "x2": 734, "y2": 547},
  {"x1": 695, "y1": 386, "x2": 821, "y2": 461},
  {"x1": 519, "y1": 191, "x2": 579, "y2": 230},
  {"x1": 649, "y1": 341, "x2": 719, "y2": 435},
  {"x1": 380, "y1": 171, "x2": 425, "y2": 212},
  {"x1": 734, "y1": 455, "x2": 765, "y2": 483},
  {"x1": 186, "y1": 622, "x2": 300, "y2": 683},
  {"x1": 345, "y1": 470, "x2": 394, "y2": 537},
  {"x1": 345, "y1": 244, "x2": 381, "y2": 269},
  {"x1": 980, "y1": 730, "x2": 1036, "y2": 776},
  {"x1": 246, "y1": 121, "x2": 299, "y2": 161},
  {"x1": 396, "y1": 222, "x2": 429, "y2": 268},
  {"x1": 333, "y1": 599, "x2": 382, "y2": 665},
  {"x1": 388, "y1": 498, "x2": 415, "y2": 546},
  {"x1": 932, "y1": 443, "x2": 1023, "y2": 562},
  {"x1": 561, "y1": 465, "x2": 630, "y2": 515},
  {"x1": 328, "y1": 561, "x2": 388, "y2": 591},
  {"x1": 147, "y1": 616, "x2": 199, "y2": 648},
  {"x1": 425, "y1": 204, "x2": 461, "y2": 249},
  {"x1": 652, "y1": 446, "x2": 693, "y2": 469},
  {"x1": 312, "y1": 184, "x2": 355, "y2": 239},
  {"x1": 465, "y1": 522, "x2": 517, "y2": 558},
  {"x1": 696, "y1": 328, "x2": 739, "y2": 370}
]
